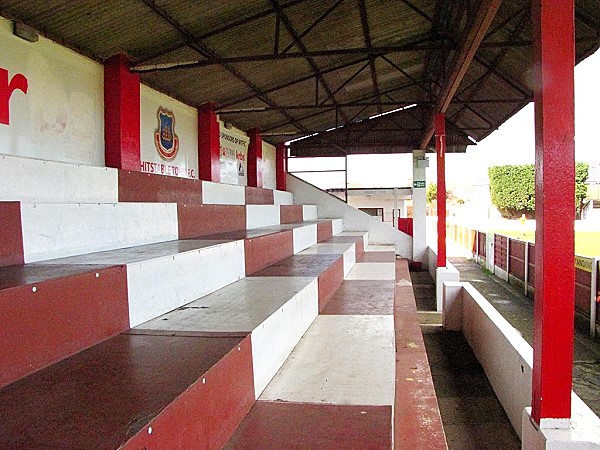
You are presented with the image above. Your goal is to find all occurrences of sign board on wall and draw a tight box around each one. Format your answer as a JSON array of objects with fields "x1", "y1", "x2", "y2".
[
  {"x1": 262, "y1": 141, "x2": 276, "y2": 190},
  {"x1": 219, "y1": 124, "x2": 249, "y2": 186},
  {"x1": 0, "y1": 17, "x2": 104, "y2": 166},
  {"x1": 140, "y1": 85, "x2": 198, "y2": 179}
]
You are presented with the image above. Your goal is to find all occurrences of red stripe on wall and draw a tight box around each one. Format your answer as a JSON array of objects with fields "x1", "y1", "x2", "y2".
[{"x1": 0, "y1": 202, "x2": 23, "y2": 267}]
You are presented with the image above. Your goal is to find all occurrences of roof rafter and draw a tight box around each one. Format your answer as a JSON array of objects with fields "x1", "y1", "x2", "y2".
[
  {"x1": 357, "y1": 0, "x2": 382, "y2": 114},
  {"x1": 139, "y1": 0, "x2": 308, "y2": 133},
  {"x1": 419, "y1": 0, "x2": 503, "y2": 149}
]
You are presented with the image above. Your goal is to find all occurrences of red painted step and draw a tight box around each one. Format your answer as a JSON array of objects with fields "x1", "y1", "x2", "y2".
[
  {"x1": 223, "y1": 401, "x2": 392, "y2": 449},
  {"x1": 251, "y1": 254, "x2": 344, "y2": 311},
  {"x1": 118, "y1": 170, "x2": 202, "y2": 204},
  {"x1": 245, "y1": 186, "x2": 274, "y2": 204},
  {"x1": 0, "y1": 264, "x2": 129, "y2": 388},
  {"x1": 0, "y1": 332, "x2": 254, "y2": 450}
]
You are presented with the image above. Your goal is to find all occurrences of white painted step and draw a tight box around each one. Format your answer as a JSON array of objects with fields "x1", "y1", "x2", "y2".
[
  {"x1": 300, "y1": 241, "x2": 356, "y2": 277},
  {"x1": 274, "y1": 190, "x2": 294, "y2": 205},
  {"x1": 246, "y1": 205, "x2": 280, "y2": 229},
  {"x1": 136, "y1": 276, "x2": 319, "y2": 399},
  {"x1": 260, "y1": 315, "x2": 395, "y2": 406},
  {"x1": 0, "y1": 154, "x2": 118, "y2": 203},
  {"x1": 42, "y1": 239, "x2": 245, "y2": 327},
  {"x1": 21, "y1": 202, "x2": 178, "y2": 263}
]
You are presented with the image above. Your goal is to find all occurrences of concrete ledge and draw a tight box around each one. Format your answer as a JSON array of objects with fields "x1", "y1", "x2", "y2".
[{"x1": 444, "y1": 281, "x2": 600, "y2": 448}]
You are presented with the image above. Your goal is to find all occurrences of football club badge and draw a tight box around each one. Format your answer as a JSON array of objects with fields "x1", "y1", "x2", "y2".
[{"x1": 154, "y1": 107, "x2": 179, "y2": 159}]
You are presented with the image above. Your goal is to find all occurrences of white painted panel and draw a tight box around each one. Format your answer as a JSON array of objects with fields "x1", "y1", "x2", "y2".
[
  {"x1": 246, "y1": 205, "x2": 280, "y2": 229},
  {"x1": 219, "y1": 124, "x2": 249, "y2": 186},
  {"x1": 140, "y1": 85, "x2": 198, "y2": 179},
  {"x1": 346, "y1": 262, "x2": 396, "y2": 280},
  {"x1": 0, "y1": 18, "x2": 104, "y2": 166},
  {"x1": 342, "y1": 245, "x2": 356, "y2": 277},
  {"x1": 0, "y1": 154, "x2": 118, "y2": 203},
  {"x1": 262, "y1": 141, "x2": 276, "y2": 190},
  {"x1": 202, "y1": 181, "x2": 245, "y2": 205},
  {"x1": 302, "y1": 205, "x2": 318, "y2": 220},
  {"x1": 252, "y1": 279, "x2": 318, "y2": 397},
  {"x1": 293, "y1": 224, "x2": 317, "y2": 253},
  {"x1": 260, "y1": 315, "x2": 395, "y2": 405},
  {"x1": 274, "y1": 190, "x2": 294, "y2": 205},
  {"x1": 21, "y1": 203, "x2": 178, "y2": 262},
  {"x1": 128, "y1": 240, "x2": 245, "y2": 327},
  {"x1": 332, "y1": 219, "x2": 344, "y2": 235}
]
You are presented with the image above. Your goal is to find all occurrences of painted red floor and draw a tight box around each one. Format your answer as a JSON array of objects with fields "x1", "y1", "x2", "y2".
[
  {"x1": 0, "y1": 333, "x2": 252, "y2": 450},
  {"x1": 223, "y1": 401, "x2": 392, "y2": 449}
]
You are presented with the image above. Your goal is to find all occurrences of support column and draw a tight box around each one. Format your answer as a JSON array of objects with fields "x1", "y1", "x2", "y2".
[
  {"x1": 435, "y1": 113, "x2": 447, "y2": 268},
  {"x1": 104, "y1": 54, "x2": 140, "y2": 171},
  {"x1": 276, "y1": 143, "x2": 287, "y2": 191},
  {"x1": 247, "y1": 128, "x2": 262, "y2": 188},
  {"x1": 531, "y1": 0, "x2": 575, "y2": 427},
  {"x1": 198, "y1": 103, "x2": 220, "y2": 182},
  {"x1": 412, "y1": 150, "x2": 427, "y2": 265}
]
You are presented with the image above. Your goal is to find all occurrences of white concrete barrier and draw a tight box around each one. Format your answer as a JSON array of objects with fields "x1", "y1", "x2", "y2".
[
  {"x1": 444, "y1": 281, "x2": 600, "y2": 449},
  {"x1": 202, "y1": 181, "x2": 246, "y2": 205},
  {"x1": 246, "y1": 205, "x2": 280, "y2": 229}
]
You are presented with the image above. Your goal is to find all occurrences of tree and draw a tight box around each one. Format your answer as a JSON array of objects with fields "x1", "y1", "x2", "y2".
[
  {"x1": 426, "y1": 182, "x2": 437, "y2": 204},
  {"x1": 488, "y1": 163, "x2": 589, "y2": 219}
]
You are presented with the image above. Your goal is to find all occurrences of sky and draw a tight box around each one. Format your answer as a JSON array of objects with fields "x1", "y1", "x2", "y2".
[{"x1": 288, "y1": 49, "x2": 600, "y2": 191}]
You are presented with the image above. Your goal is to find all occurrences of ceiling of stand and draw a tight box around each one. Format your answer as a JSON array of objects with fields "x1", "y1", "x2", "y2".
[{"x1": 2, "y1": 0, "x2": 598, "y2": 155}]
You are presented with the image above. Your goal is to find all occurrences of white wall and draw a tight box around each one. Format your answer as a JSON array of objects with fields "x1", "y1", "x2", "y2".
[
  {"x1": 140, "y1": 85, "x2": 198, "y2": 179},
  {"x1": 288, "y1": 175, "x2": 412, "y2": 257},
  {"x1": 262, "y1": 141, "x2": 276, "y2": 190},
  {"x1": 0, "y1": 17, "x2": 104, "y2": 166},
  {"x1": 219, "y1": 123, "x2": 249, "y2": 186}
]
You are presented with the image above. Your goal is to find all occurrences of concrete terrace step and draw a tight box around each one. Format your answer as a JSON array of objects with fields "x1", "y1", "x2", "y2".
[
  {"x1": 0, "y1": 332, "x2": 254, "y2": 450},
  {"x1": 0, "y1": 230, "x2": 356, "y2": 449},
  {"x1": 0, "y1": 263, "x2": 129, "y2": 388},
  {"x1": 0, "y1": 155, "x2": 294, "y2": 206},
  {"x1": 0, "y1": 201, "x2": 323, "y2": 267},
  {"x1": 223, "y1": 244, "x2": 399, "y2": 449}
]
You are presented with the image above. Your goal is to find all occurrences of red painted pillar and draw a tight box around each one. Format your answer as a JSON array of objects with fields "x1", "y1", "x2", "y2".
[
  {"x1": 104, "y1": 54, "x2": 140, "y2": 171},
  {"x1": 531, "y1": 0, "x2": 575, "y2": 425},
  {"x1": 276, "y1": 143, "x2": 287, "y2": 191},
  {"x1": 435, "y1": 113, "x2": 446, "y2": 268},
  {"x1": 247, "y1": 128, "x2": 263, "y2": 188},
  {"x1": 198, "y1": 102, "x2": 221, "y2": 182}
]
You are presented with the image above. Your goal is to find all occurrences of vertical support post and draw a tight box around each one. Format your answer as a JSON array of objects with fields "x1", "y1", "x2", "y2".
[
  {"x1": 276, "y1": 143, "x2": 287, "y2": 191},
  {"x1": 475, "y1": 230, "x2": 479, "y2": 264},
  {"x1": 344, "y1": 155, "x2": 348, "y2": 203},
  {"x1": 412, "y1": 150, "x2": 427, "y2": 265},
  {"x1": 531, "y1": 0, "x2": 575, "y2": 427},
  {"x1": 198, "y1": 103, "x2": 221, "y2": 182},
  {"x1": 506, "y1": 238, "x2": 511, "y2": 279},
  {"x1": 435, "y1": 113, "x2": 447, "y2": 268},
  {"x1": 104, "y1": 54, "x2": 140, "y2": 171},
  {"x1": 247, "y1": 128, "x2": 263, "y2": 188},
  {"x1": 591, "y1": 258, "x2": 598, "y2": 338},
  {"x1": 393, "y1": 187, "x2": 398, "y2": 229},
  {"x1": 524, "y1": 243, "x2": 529, "y2": 296}
]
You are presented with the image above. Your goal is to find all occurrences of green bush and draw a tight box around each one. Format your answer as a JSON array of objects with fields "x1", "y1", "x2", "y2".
[{"x1": 488, "y1": 163, "x2": 588, "y2": 219}]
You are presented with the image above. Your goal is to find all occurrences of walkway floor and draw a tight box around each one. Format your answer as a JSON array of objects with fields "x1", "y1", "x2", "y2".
[
  {"x1": 411, "y1": 269, "x2": 521, "y2": 450},
  {"x1": 449, "y1": 256, "x2": 600, "y2": 416}
]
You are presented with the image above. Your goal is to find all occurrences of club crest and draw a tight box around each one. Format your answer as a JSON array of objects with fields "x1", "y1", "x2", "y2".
[{"x1": 154, "y1": 107, "x2": 179, "y2": 159}]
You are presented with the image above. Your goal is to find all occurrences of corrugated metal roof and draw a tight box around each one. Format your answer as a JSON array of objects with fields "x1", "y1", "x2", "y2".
[{"x1": 1, "y1": 0, "x2": 597, "y2": 154}]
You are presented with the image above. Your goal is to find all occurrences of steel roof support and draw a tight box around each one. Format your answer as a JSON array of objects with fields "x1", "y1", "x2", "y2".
[
  {"x1": 419, "y1": 0, "x2": 502, "y2": 149},
  {"x1": 531, "y1": 0, "x2": 576, "y2": 428}
]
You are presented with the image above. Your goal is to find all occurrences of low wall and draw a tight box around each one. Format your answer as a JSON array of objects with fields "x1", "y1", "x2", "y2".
[
  {"x1": 427, "y1": 246, "x2": 460, "y2": 311},
  {"x1": 287, "y1": 175, "x2": 412, "y2": 258},
  {"x1": 444, "y1": 281, "x2": 600, "y2": 448}
]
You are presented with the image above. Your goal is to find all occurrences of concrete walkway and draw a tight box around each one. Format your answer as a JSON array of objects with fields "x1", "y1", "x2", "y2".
[
  {"x1": 412, "y1": 269, "x2": 521, "y2": 450},
  {"x1": 449, "y1": 256, "x2": 600, "y2": 416}
]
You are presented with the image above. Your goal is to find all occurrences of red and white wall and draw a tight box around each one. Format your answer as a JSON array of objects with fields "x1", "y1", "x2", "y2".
[{"x1": 0, "y1": 15, "x2": 277, "y2": 187}]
